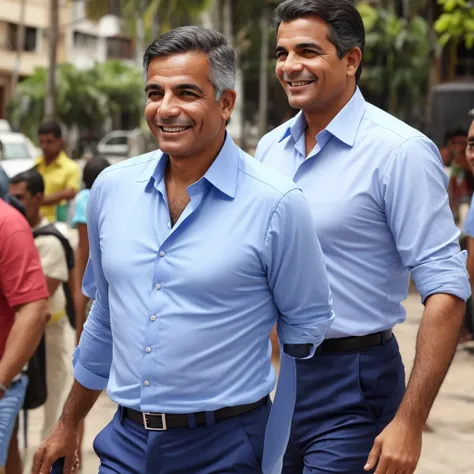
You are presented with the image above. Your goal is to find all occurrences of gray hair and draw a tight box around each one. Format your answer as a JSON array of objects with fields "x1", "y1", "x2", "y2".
[{"x1": 143, "y1": 26, "x2": 236, "y2": 100}]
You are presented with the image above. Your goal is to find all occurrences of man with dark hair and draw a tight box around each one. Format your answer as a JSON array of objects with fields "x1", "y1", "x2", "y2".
[
  {"x1": 35, "y1": 122, "x2": 80, "y2": 222},
  {"x1": 33, "y1": 26, "x2": 334, "y2": 474},
  {"x1": 256, "y1": 1, "x2": 470, "y2": 473}
]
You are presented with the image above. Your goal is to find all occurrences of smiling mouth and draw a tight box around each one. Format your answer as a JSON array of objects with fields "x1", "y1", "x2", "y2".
[
  {"x1": 159, "y1": 126, "x2": 192, "y2": 133},
  {"x1": 288, "y1": 80, "x2": 315, "y2": 87}
]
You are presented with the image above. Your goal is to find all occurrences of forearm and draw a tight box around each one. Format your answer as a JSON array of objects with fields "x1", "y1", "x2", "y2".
[
  {"x1": 42, "y1": 189, "x2": 76, "y2": 205},
  {"x1": 397, "y1": 293, "x2": 464, "y2": 426},
  {"x1": 59, "y1": 380, "x2": 102, "y2": 429},
  {"x1": 0, "y1": 300, "x2": 49, "y2": 385}
]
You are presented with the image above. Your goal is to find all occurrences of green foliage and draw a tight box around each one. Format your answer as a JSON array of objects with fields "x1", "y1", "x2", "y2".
[
  {"x1": 435, "y1": 0, "x2": 474, "y2": 48},
  {"x1": 8, "y1": 61, "x2": 145, "y2": 141},
  {"x1": 357, "y1": 2, "x2": 431, "y2": 125}
]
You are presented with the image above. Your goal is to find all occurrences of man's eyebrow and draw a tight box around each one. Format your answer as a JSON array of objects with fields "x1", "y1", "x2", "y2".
[
  {"x1": 276, "y1": 42, "x2": 324, "y2": 53},
  {"x1": 144, "y1": 83, "x2": 162, "y2": 93},
  {"x1": 144, "y1": 83, "x2": 204, "y2": 95},
  {"x1": 175, "y1": 84, "x2": 204, "y2": 95}
]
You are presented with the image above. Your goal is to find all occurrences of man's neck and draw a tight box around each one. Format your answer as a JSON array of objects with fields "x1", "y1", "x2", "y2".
[
  {"x1": 304, "y1": 86, "x2": 356, "y2": 141},
  {"x1": 44, "y1": 152, "x2": 61, "y2": 166},
  {"x1": 166, "y1": 130, "x2": 226, "y2": 188},
  {"x1": 30, "y1": 214, "x2": 43, "y2": 229}
]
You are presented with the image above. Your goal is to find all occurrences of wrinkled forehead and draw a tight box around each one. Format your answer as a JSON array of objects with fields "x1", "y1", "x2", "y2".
[{"x1": 146, "y1": 52, "x2": 211, "y2": 87}]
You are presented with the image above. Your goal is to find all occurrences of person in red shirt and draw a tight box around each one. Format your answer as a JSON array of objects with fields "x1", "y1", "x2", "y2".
[{"x1": 0, "y1": 198, "x2": 49, "y2": 474}]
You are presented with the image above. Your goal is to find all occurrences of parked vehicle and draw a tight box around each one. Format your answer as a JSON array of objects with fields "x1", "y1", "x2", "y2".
[{"x1": 0, "y1": 132, "x2": 39, "y2": 177}]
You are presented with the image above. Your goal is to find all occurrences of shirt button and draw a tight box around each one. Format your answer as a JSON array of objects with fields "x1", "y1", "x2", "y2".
[
  {"x1": 150, "y1": 315, "x2": 156, "y2": 321},
  {"x1": 144, "y1": 380, "x2": 150, "y2": 386},
  {"x1": 156, "y1": 283, "x2": 161, "y2": 290},
  {"x1": 146, "y1": 347, "x2": 151, "y2": 353},
  {"x1": 159, "y1": 251, "x2": 165, "y2": 257}
]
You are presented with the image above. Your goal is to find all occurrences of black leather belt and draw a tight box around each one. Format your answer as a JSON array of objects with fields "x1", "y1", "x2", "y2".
[
  {"x1": 316, "y1": 329, "x2": 393, "y2": 354},
  {"x1": 123, "y1": 396, "x2": 268, "y2": 431}
]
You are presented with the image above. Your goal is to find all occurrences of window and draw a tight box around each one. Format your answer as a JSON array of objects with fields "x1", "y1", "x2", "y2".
[
  {"x1": 455, "y1": 43, "x2": 474, "y2": 78},
  {"x1": 7, "y1": 23, "x2": 37, "y2": 52},
  {"x1": 73, "y1": 31, "x2": 99, "y2": 50},
  {"x1": 0, "y1": 141, "x2": 30, "y2": 160},
  {"x1": 105, "y1": 136, "x2": 128, "y2": 146},
  {"x1": 106, "y1": 37, "x2": 133, "y2": 59}
]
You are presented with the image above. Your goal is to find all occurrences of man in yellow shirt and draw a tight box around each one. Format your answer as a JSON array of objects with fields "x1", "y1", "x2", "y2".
[{"x1": 35, "y1": 122, "x2": 80, "y2": 222}]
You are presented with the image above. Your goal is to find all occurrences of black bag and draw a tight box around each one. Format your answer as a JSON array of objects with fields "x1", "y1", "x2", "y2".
[
  {"x1": 33, "y1": 224, "x2": 76, "y2": 329},
  {"x1": 22, "y1": 336, "x2": 47, "y2": 410}
]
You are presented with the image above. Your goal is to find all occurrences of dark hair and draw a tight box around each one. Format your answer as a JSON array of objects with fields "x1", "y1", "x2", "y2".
[
  {"x1": 143, "y1": 26, "x2": 236, "y2": 100},
  {"x1": 38, "y1": 122, "x2": 62, "y2": 138},
  {"x1": 273, "y1": 0, "x2": 365, "y2": 83},
  {"x1": 10, "y1": 169, "x2": 45, "y2": 196},
  {"x1": 83, "y1": 157, "x2": 111, "y2": 190},
  {"x1": 445, "y1": 128, "x2": 466, "y2": 142}
]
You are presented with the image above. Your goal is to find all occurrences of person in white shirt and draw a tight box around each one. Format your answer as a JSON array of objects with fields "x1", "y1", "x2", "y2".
[{"x1": 9, "y1": 170, "x2": 72, "y2": 440}]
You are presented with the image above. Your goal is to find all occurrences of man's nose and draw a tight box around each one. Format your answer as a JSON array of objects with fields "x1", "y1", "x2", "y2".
[
  {"x1": 282, "y1": 52, "x2": 304, "y2": 75},
  {"x1": 158, "y1": 95, "x2": 180, "y2": 120}
]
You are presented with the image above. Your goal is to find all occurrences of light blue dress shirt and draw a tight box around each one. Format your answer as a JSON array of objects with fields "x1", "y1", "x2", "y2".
[
  {"x1": 256, "y1": 88, "x2": 470, "y2": 339},
  {"x1": 74, "y1": 133, "x2": 334, "y2": 415},
  {"x1": 463, "y1": 196, "x2": 474, "y2": 238}
]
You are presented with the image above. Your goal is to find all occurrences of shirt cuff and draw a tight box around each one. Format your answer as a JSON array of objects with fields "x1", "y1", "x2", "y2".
[
  {"x1": 73, "y1": 351, "x2": 108, "y2": 391},
  {"x1": 411, "y1": 252, "x2": 471, "y2": 303}
]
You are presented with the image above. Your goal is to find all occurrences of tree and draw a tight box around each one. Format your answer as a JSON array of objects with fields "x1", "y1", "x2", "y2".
[
  {"x1": 357, "y1": 2, "x2": 431, "y2": 127},
  {"x1": 434, "y1": 0, "x2": 474, "y2": 49},
  {"x1": 8, "y1": 61, "x2": 144, "y2": 142}
]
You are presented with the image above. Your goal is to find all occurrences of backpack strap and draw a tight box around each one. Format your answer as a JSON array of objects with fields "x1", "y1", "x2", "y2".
[{"x1": 33, "y1": 224, "x2": 75, "y2": 270}]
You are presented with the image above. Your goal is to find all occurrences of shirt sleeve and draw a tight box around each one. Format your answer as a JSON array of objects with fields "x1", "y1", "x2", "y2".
[
  {"x1": 0, "y1": 228, "x2": 49, "y2": 308},
  {"x1": 35, "y1": 235, "x2": 69, "y2": 282},
  {"x1": 383, "y1": 136, "x2": 470, "y2": 303},
  {"x1": 65, "y1": 163, "x2": 81, "y2": 191},
  {"x1": 262, "y1": 189, "x2": 335, "y2": 359},
  {"x1": 73, "y1": 182, "x2": 113, "y2": 391},
  {"x1": 71, "y1": 190, "x2": 88, "y2": 226}
]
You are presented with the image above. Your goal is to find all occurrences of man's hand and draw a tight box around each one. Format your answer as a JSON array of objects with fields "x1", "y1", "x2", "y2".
[
  {"x1": 364, "y1": 415, "x2": 422, "y2": 474},
  {"x1": 32, "y1": 421, "x2": 78, "y2": 474}
]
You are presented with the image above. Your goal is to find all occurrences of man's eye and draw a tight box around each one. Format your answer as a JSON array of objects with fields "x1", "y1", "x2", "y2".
[
  {"x1": 302, "y1": 49, "x2": 318, "y2": 55},
  {"x1": 276, "y1": 52, "x2": 287, "y2": 58},
  {"x1": 182, "y1": 91, "x2": 198, "y2": 98}
]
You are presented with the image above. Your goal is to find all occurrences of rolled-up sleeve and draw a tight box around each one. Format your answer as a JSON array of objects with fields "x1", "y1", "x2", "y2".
[
  {"x1": 73, "y1": 182, "x2": 113, "y2": 390},
  {"x1": 383, "y1": 136, "x2": 470, "y2": 302},
  {"x1": 262, "y1": 189, "x2": 335, "y2": 358}
]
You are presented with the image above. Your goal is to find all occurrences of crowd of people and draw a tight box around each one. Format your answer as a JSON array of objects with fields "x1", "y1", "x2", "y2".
[
  {"x1": 0, "y1": 1, "x2": 473, "y2": 474},
  {"x1": 0, "y1": 122, "x2": 109, "y2": 474}
]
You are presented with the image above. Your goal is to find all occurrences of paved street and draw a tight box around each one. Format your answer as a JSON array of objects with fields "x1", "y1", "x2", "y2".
[{"x1": 20, "y1": 293, "x2": 474, "y2": 473}]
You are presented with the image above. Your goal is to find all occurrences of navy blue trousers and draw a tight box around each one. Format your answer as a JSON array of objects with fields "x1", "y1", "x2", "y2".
[
  {"x1": 282, "y1": 335, "x2": 405, "y2": 474},
  {"x1": 93, "y1": 401, "x2": 270, "y2": 473}
]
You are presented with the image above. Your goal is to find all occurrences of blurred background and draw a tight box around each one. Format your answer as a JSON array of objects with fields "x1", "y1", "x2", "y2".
[{"x1": 0, "y1": 0, "x2": 473, "y2": 168}]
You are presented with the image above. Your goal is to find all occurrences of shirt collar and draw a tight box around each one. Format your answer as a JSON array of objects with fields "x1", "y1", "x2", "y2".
[
  {"x1": 136, "y1": 132, "x2": 239, "y2": 199},
  {"x1": 36, "y1": 150, "x2": 68, "y2": 168},
  {"x1": 278, "y1": 87, "x2": 366, "y2": 147}
]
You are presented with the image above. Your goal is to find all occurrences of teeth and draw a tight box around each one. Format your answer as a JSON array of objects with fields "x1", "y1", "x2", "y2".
[
  {"x1": 162, "y1": 127, "x2": 188, "y2": 132},
  {"x1": 291, "y1": 81, "x2": 312, "y2": 87}
]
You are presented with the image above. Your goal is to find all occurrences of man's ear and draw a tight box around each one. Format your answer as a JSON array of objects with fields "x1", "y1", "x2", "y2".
[
  {"x1": 346, "y1": 47, "x2": 362, "y2": 79},
  {"x1": 220, "y1": 89, "x2": 237, "y2": 122}
]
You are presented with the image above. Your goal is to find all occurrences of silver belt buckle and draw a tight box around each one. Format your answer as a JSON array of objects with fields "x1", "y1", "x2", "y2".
[{"x1": 143, "y1": 412, "x2": 167, "y2": 431}]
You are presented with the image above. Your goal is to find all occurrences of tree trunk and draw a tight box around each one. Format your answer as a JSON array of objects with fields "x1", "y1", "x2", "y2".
[
  {"x1": 10, "y1": 0, "x2": 26, "y2": 98},
  {"x1": 150, "y1": 8, "x2": 160, "y2": 41},
  {"x1": 45, "y1": 0, "x2": 59, "y2": 121},
  {"x1": 135, "y1": 0, "x2": 146, "y2": 64},
  {"x1": 258, "y1": 8, "x2": 270, "y2": 138}
]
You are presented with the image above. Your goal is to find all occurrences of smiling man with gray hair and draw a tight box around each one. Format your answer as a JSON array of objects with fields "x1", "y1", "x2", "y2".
[{"x1": 32, "y1": 25, "x2": 334, "y2": 474}]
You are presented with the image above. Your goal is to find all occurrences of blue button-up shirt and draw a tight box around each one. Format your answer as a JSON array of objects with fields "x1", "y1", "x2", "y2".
[
  {"x1": 74, "y1": 133, "x2": 334, "y2": 413},
  {"x1": 256, "y1": 88, "x2": 470, "y2": 339}
]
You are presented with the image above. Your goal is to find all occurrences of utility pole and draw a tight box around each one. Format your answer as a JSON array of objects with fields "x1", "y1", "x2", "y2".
[{"x1": 44, "y1": 0, "x2": 59, "y2": 121}]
